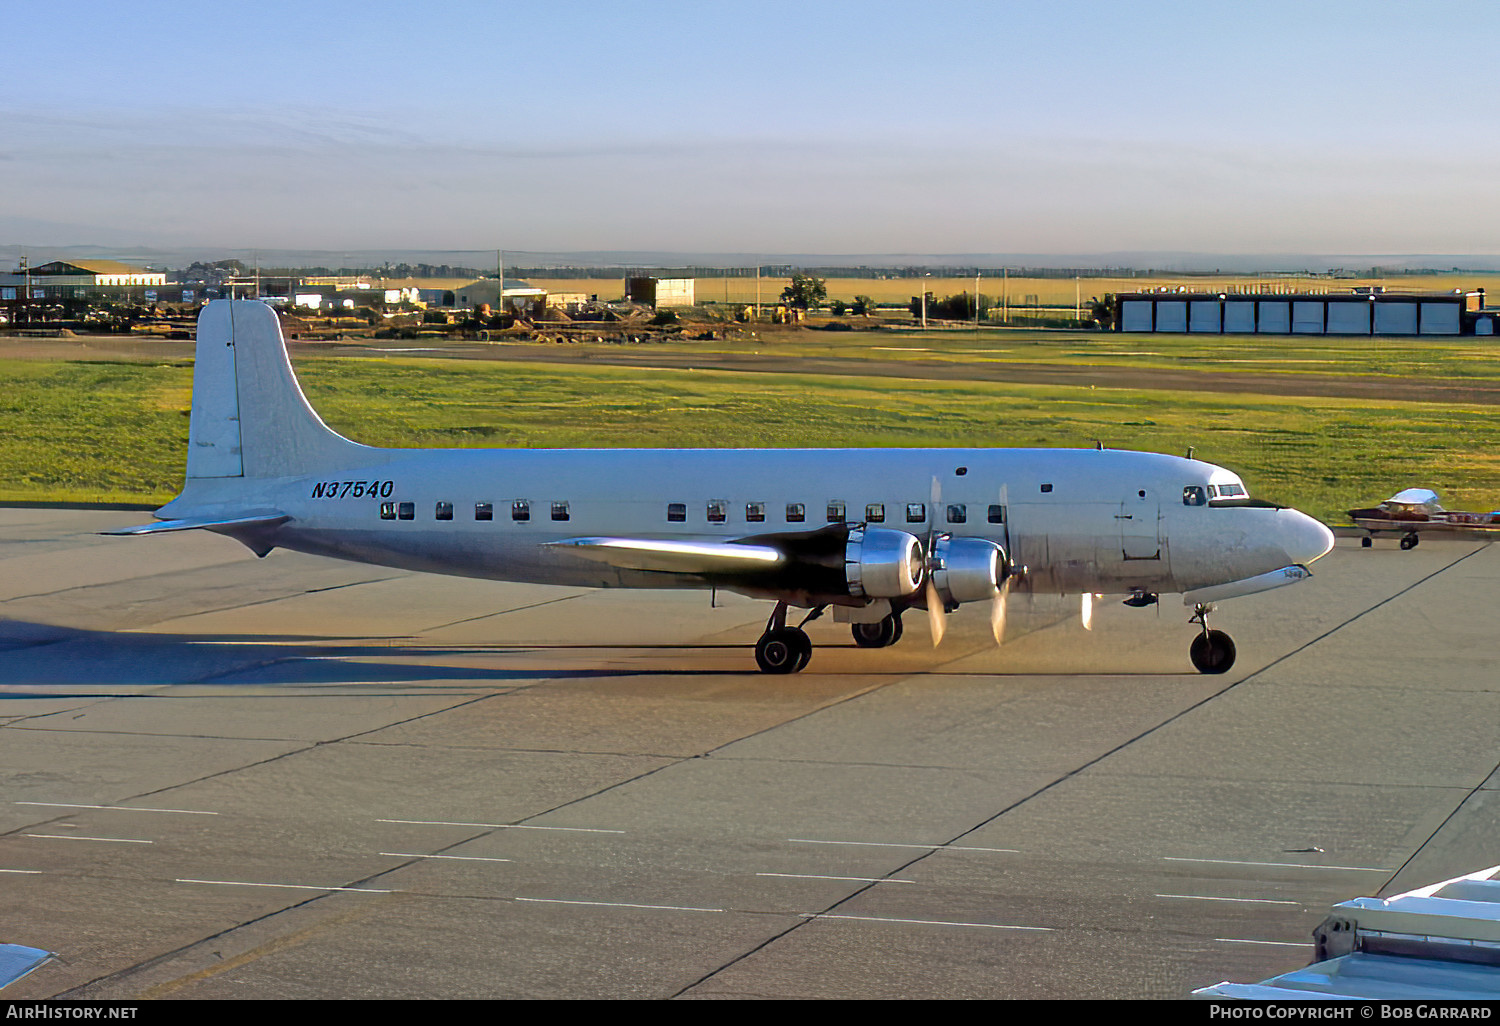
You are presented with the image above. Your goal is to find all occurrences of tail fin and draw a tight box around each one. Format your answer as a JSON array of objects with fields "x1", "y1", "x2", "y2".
[{"x1": 187, "y1": 300, "x2": 373, "y2": 480}]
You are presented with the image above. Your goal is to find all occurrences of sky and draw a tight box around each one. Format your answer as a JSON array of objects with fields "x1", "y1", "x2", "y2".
[{"x1": 5, "y1": 0, "x2": 1500, "y2": 260}]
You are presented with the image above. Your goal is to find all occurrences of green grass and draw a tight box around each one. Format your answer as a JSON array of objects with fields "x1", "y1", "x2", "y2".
[
  {"x1": 3, "y1": 352, "x2": 1497, "y2": 525},
  {"x1": 612, "y1": 326, "x2": 1500, "y2": 382}
]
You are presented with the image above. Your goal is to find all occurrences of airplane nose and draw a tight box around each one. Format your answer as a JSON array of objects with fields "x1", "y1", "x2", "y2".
[{"x1": 1283, "y1": 509, "x2": 1335, "y2": 566}]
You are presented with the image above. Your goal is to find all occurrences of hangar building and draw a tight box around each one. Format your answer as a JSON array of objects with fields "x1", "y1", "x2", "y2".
[{"x1": 1114, "y1": 288, "x2": 1491, "y2": 335}]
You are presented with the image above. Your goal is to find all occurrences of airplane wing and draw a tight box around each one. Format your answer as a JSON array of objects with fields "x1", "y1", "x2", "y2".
[
  {"x1": 100, "y1": 511, "x2": 290, "y2": 536},
  {"x1": 1193, "y1": 864, "x2": 1500, "y2": 1000},
  {"x1": 0, "y1": 943, "x2": 52, "y2": 990},
  {"x1": 546, "y1": 524, "x2": 925, "y2": 608},
  {"x1": 545, "y1": 536, "x2": 786, "y2": 575}
]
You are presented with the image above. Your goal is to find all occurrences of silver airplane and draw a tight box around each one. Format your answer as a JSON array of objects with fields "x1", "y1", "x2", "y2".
[{"x1": 108, "y1": 300, "x2": 1334, "y2": 674}]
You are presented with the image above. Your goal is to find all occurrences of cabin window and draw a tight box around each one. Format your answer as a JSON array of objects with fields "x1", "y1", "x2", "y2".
[
  {"x1": 667, "y1": 502, "x2": 687, "y2": 523},
  {"x1": 906, "y1": 503, "x2": 926, "y2": 523},
  {"x1": 380, "y1": 502, "x2": 396, "y2": 520},
  {"x1": 435, "y1": 501, "x2": 453, "y2": 521},
  {"x1": 947, "y1": 503, "x2": 966, "y2": 524},
  {"x1": 1040, "y1": 483, "x2": 1053, "y2": 493},
  {"x1": 1183, "y1": 486, "x2": 1206, "y2": 506},
  {"x1": 398, "y1": 502, "x2": 415, "y2": 521},
  {"x1": 746, "y1": 502, "x2": 766, "y2": 523},
  {"x1": 512, "y1": 501, "x2": 529, "y2": 522},
  {"x1": 988, "y1": 504, "x2": 1006, "y2": 524},
  {"x1": 551, "y1": 501, "x2": 570, "y2": 522},
  {"x1": 827, "y1": 501, "x2": 845, "y2": 523},
  {"x1": 475, "y1": 502, "x2": 493, "y2": 521},
  {"x1": 707, "y1": 500, "x2": 727, "y2": 523},
  {"x1": 865, "y1": 503, "x2": 885, "y2": 523},
  {"x1": 786, "y1": 503, "x2": 805, "y2": 523}
]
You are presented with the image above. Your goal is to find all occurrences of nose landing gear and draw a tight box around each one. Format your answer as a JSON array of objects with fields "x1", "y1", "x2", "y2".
[{"x1": 1189, "y1": 603, "x2": 1236, "y2": 674}]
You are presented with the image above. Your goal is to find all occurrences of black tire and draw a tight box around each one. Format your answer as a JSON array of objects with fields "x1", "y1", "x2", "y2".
[
  {"x1": 1190, "y1": 629, "x2": 1236, "y2": 674},
  {"x1": 756, "y1": 627, "x2": 811, "y2": 674},
  {"x1": 1400, "y1": 533, "x2": 1419, "y2": 550},
  {"x1": 851, "y1": 615, "x2": 901, "y2": 648},
  {"x1": 1361, "y1": 536, "x2": 1373, "y2": 548}
]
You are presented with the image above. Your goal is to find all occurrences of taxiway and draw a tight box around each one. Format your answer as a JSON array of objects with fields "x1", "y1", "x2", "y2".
[{"x1": 1, "y1": 509, "x2": 1496, "y2": 999}]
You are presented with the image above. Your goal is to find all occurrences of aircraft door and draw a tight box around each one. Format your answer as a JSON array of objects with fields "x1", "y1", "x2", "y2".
[{"x1": 1118, "y1": 497, "x2": 1161, "y2": 561}]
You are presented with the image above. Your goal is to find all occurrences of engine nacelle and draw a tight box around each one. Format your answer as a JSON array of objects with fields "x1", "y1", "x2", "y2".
[
  {"x1": 930, "y1": 536, "x2": 1006, "y2": 606},
  {"x1": 844, "y1": 527, "x2": 923, "y2": 599}
]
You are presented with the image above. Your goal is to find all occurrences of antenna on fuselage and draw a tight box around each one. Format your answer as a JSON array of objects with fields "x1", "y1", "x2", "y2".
[{"x1": 1186, "y1": 446, "x2": 1196, "y2": 460}]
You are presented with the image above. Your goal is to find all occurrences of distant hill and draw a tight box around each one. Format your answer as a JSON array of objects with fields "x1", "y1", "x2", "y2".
[{"x1": 4, "y1": 243, "x2": 1500, "y2": 275}]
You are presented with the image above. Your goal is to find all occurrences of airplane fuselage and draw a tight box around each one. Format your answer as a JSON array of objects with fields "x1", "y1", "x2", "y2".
[{"x1": 190, "y1": 445, "x2": 1322, "y2": 600}]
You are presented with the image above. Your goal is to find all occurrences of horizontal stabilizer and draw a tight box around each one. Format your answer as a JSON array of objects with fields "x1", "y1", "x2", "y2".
[
  {"x1": 546, "y1": 537, "x2": 785, "y2": 575},
  {"x1": 1183, "y1": 564, "x2": 1310, "y2": 606},
  {"x1": 101, "y1": 511, "x2": 290, "y2": 536}
]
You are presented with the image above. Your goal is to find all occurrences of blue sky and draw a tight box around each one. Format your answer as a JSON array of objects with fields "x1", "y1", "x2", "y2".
[{"x1": 5, "y1": 0, "x2": 1499, "y2": 257}]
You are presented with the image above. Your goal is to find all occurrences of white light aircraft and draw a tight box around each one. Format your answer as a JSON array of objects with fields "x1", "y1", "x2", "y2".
[{"x1": 108, "y1": 300, "x2": 1334, "y2": 674}]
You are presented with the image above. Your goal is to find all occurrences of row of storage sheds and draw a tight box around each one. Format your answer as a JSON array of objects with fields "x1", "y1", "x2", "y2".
[{"x1": 1115, "y1": 289, "x2": 1492, "y2": 335}]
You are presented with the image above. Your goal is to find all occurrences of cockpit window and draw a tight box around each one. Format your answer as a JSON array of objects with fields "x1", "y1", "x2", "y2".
[
  {"x1": 1206, "y1": 481, "x2": 1250, "y2": 505},
  {"x1": 1183, "y1": 486, "x2": 1206, "y2": 506}
]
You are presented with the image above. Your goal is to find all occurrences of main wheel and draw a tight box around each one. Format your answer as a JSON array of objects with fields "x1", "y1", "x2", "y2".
[
  {"x1": 1400, "y1": 533, "x2": 1419, "y2": 550},
  {"x1": 851, "y1": 614, "x2": 902, "y2": 648},
  {"x1": 1190, "y1": 629, "x2": 1236, "y2": 674},
  {"x1": 756, "y1": 627, "x2": 812, "y2": 674}
]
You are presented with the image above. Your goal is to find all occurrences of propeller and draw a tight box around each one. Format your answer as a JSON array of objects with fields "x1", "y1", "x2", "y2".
[
  {"x1": 922, "y1": 476, "x2": 1015, "y2": 649},
  {"x1": 925, "y1": 475, "x2": 946, "y2": 647},
  {"x1": 991, "y1": 482, "x2": 1011, "y2": 646}
]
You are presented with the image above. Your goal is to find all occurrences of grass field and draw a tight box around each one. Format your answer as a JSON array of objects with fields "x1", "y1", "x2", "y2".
[
  {"x1": 549, "y1": 325, "x2": 1500, "y2": 384},
  {"x1": 3, "y1": 344, "x2": 1498, "y2": 525}
]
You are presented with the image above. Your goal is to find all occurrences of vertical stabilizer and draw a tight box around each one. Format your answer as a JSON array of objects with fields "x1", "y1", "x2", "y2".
[
  {"x1": 187, "y1": 300, "x2": 375, "y2": 481},
  {"x1": 186, "y1": 302, "x2": 242, "y2": 478}
]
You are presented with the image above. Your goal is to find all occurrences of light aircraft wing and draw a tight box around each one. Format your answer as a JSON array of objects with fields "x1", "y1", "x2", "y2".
[
  {"x1": 546, "y1": 536, "x2": 785, "y2": 575},
  {"x1": 1387, "y1": 487, "x2": 1441, "y2": 508},
  {"x1": 101, "y1": 511, "x2": 290, "y2": 537},
  {"x1": 0, "y1": 943, "x2": 52, "y2": 990},
  {"x1": 1193, "y1": 864, "x2": 1500, "y2": 1000}
]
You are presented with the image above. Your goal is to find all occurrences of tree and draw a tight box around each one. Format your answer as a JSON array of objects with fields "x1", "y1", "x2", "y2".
[
  {"x1": 780, "y1": 274, "x2": 827, "y2": 310},
  {"x1": 1089, "y1": 293, "x2": 1116, "y2": 330}
]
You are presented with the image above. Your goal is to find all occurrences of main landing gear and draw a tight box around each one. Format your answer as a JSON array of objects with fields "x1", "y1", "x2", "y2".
[
  {"x1": 1189, "y1": 602, "x2": 1236, "y2": 674},
  {"x1": 1360, "y1": 531, "x2": 1419, "y2": 549},
  {"x1": 756, "y1": 604, "x2": 906, "y2": 673},
  {"x1": 851, "y1": 611, "x2": 904, "y2": 648},
  {"x1": 755, "y1": 601, "x2": 820, "y2": 674}
]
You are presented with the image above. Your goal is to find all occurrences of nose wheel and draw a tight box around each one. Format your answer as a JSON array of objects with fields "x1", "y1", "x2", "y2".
[{"x1": 1189, "y1": 603, "x2": 1236, "y2": 674}]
